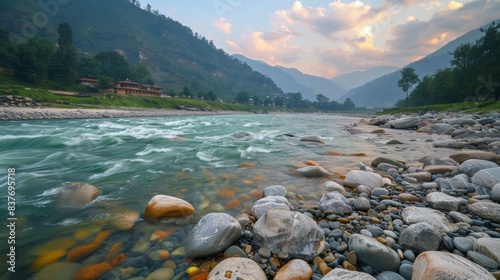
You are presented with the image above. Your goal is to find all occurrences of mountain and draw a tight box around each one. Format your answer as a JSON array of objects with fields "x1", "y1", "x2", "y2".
[
  {"x1": 339, "y1": 24, "x2": 490, "y2": 108},
  {"x1": 0, "y1": 0, "x2": 283, "y2": 100},
  {"x1": 331, "y1": 66, "x2": 400, "y2": 89},
  {"x1": 232, "y1": 54, "x2": 347, "y2": 101}
]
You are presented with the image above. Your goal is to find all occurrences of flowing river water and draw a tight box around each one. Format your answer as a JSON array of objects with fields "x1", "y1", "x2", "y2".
[{"x1": 0, "y1": 113, "x2": 454, "y2": 279}]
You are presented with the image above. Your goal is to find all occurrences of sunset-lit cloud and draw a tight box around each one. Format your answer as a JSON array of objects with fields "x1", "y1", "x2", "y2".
[
  {"x1": 448, "y1": 1, "x2": 464, "y2": 9},
  {"x1": 226, "y1": 30, "x2": 301, "y2": 65},
  {"x1": 149, "y1": 0, "x2": 500, "y2": 77},
  {"x1": 213, "y1": 18, "x2": 232, "y2": 34}
]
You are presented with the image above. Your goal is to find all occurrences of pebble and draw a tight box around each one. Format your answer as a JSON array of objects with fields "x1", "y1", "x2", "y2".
[
  {"x1": 399, "y1": 263, "x2": 413, "y2": 279},
  {"x1": 467, "y1": 251, "x2": 499, "y2": 269},
  {"x1": 258, "y1": 248, "x2": 271, "y2": 258},
  {"x1": 453, "y1": 237, "x2": 474, "y2": 253}
]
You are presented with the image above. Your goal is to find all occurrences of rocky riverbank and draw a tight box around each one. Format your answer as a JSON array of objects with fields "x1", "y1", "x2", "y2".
[
  {"x1": 0, "y1": 106, "x2": 246, "y2": 121},
  {"x1": 26, "y1": 111, "x2": 500, "y2": 280}
]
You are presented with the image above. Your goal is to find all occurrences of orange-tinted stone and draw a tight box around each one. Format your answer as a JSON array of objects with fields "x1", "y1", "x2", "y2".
[
  {"x1": 304, "y1": 160, "x2": 320, "y2": 166},
  {"x1": 105, "y1": 242, "x2": 123, "y2": 261},
  {"x1": 110, "y1": 253, "x2": 126, "y2": 267},
  {"x1": 242, "y1": 179, "x2": 254, "y2": 185},
  {"x1": 67, "y1": 243, "x2": 100, "y2": 262},
  {"x1": 32, "y1": 237, "x2": 76, "y2": 256},
  {"x1": 93, "y1": 229, "x2": 113, "y2": 244},
  {"x1": 349, "y1": 152, "x2": 368, "y2": 157},
  {"x1": 144, "y1": 195, "x2": 195, "y2": 222},
  {"x1": 73, "y1": 262, "x2": 112, "y2": 280},
  {"x1": 190, "y1": 272, "x2": 209, "y2": 280},
  {"x1": 250, "y1": 190, "x2": 262, "y2": 199},
  {"x1": 225, "y1": 199, "x2": 242, "y2": 210},
  {"x1": 33, "y1": 249, "x2": 66, "y2": 269},
  {"x1": 324, "y1": 151, "x2": 342, "y2": 156},
  {"x1": 150, "y1": 228, "x2": 178, "y2": 242},
  {"x1": 240, "y1": 162, "x2": 257, "y2": 167},
  {"x1": 218, "y1": 188, "x2": 236, "y2": 198}
]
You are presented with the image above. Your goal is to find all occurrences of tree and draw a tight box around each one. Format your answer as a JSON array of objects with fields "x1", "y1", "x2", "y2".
[
  {"x1": 146, "y1": 4, "x2": 152, "y2": 12},
  {"x1": 235, "y1": 91, "x2": 249, "y2": 104},
  {"x1": 343, "y1": 98, "x2": 355, "y2": 110},
  {"x1": 132, "y1": 63, "x2": 153, "y2": 83},
  {"x1": 252, "y1": 95, "x2": 261, "y2": 106},
  {"x1": 50, "y1": 22, "x2": 77, "y2": 84},
  {"x1": 274, "y1": 96, "x2": 285, "y2": 107},
  {"x1": 15, "y1": 38, "x2": 56, "y2": 81},
  {"x1": 287, "y1": 92, "x2": 302, "y2": 108},
  {"x1": 316, "y1": 94, "x2": 329, "y2": 103},
  {"x1": 397, "y1": 67, "x2": 420, "y2": 107},
  {"x1": 76, "y1": 57, "x2": 102, "y2": 78},
  {"x1": 182, "y1": 86, "x2": 191, "y2": 98},
  {"x1": 0, "y1": 29, "x2": 17, "y2": 69},
  {"x1": 95, "y1": 51, "x2": 131, "y2": 81}
]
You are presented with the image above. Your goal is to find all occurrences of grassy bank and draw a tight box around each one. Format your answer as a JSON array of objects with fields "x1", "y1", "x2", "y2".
[
  {"x1": 380, "y1": 101, "x2": 500, "y2": 115},
  {"x1": 0, "y1": 74, "x2": 280, "y2": 112}
]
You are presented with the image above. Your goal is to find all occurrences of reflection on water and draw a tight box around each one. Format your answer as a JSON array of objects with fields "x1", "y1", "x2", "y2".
[{"x1": 0, "y1": 113, "x2": 450, "y2": 279}]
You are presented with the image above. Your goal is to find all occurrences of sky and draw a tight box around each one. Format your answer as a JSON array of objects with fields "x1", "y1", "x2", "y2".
[{"x1": 146, "y1": 0, "x2": 500, "y2": 78}]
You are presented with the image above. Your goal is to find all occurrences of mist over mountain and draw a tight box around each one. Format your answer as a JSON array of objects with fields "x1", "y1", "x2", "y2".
[
  {"x1": 331, "y1": 66, "x2": 400, "y2": 89},
  {"x1": 0, "y1": 0, "x2": 283, "y2": 100},
  {"x1": 232, "y1": 54, "x2": 346, "y2": 101}
]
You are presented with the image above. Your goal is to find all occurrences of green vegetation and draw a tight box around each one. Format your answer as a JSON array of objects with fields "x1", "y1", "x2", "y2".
[
  {"x1": 0, "y1": 0, "x2": 283, "y2": 100},
  {"x1": 0, "y1": 74, "x2": 277, "y2": 112},
  {"x1": 397, "y1": 67, "x2": 420, "y2": 107},
  {"x1": 396, "y1": 22, "x2": 500, "y2": 107}
]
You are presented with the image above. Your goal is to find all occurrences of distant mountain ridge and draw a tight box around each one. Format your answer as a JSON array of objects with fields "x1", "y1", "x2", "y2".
[
  {"x1": 340, "y1": 22, "x2": 496, "y2": 108},
  {"x1": 0, "y1": 0, "x2": 283, "y2": 100},
  {"x1": 232, "y1": 54, "x2": 346, "y2": 101},
  {"x1": 331, "y1": 66, "x2": 400, "y2": 89}
]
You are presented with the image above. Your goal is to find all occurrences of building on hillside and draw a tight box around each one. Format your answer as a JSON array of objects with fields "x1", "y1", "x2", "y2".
[
  {"x1": 77, "y1": 78, "x2": 98, "y2": 87},
  {"x1": 107, "y1": 80, "x2": 163, "y2": 97}
]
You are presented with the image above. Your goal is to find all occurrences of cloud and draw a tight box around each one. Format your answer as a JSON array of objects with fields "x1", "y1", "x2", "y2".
[
  {"x1": 225, "y1": 29, "x2": 301, "y2": 65},
  {"x1": 213, "y1": 18, "x2": 232, "y2": 34},
  {"x1": 448, "y1": 0, "x2": 464, "y2": 9},
  {"x1": 407, "y1": 15, "x2": 416, "y2": 21},
  {"x1": 273, "y1": 0, "x2": 388, "y2": 40},
  {"x1": 387, "y1": 0, "x2": 500, "y2": 59}
]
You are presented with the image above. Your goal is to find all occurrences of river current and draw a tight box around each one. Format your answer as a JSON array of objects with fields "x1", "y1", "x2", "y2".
[{"x1": 0, "y1": 113, "x2": 448, "y2": 279}]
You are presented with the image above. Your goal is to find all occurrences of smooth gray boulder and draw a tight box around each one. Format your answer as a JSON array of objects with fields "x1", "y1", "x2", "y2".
[
  {"x1": 297, "y1": 166, "x2": 329, "y2": 177},
  {"x1": 468, "y1": 201, "x2": 500, "y2": 223},
  {"x1": 348, "y1": 234, "x2": 400, "y2": 272},
  {"x1": 185, "y1": 213, "x2": 242, "y2": 258},
  {"x1": 344, "y1": 170, "x2": 384, "y2": 189},
  {"x1": 253, "y1": 209, "x2": 325, "y2": 261},
  {"x1": 474, "y1": 238, "x2": 500, "y2": 266},
  {"x1": 318, "y1": 191, "x2": 352, "y2": 215},
  {"x1": 426, "y1": 192, "x2": 462, "y2": 212},
  {"x1": 324, "y1": 181, "x2": 346, "y2": 193},
  {"x1": 459, "y1": 159, "x2": 498, "y2": 177},
  {"x1": 371, "y1": 157, "x2": 406, "y2": 169},
  {"x1": 471, "y1": 167, "x2": 500, "y2": 189},
  {"x1": 353, "y1": 197, "x2": 371, "y2": 211},
  {"x1": 492, "y1": 183, "x2": 500, "y2": 202},
  {"x1": 207, "y1": 257, "x2": 266, "y2": 280},
  {"x1": 402, "y1": 206, "x2": 458, "y2": 233},
  {"x1": 412, "y1": 251, "x2": 495, "y2": 280},
  {"x1": 263, "y1": 185, "x2": 287, "y2": 197},
  {"x1": 390, "y1": 117, "x2": 421, "y2": 129},
  {"x1": 399, "y1": 222, "x2": 442, "y2": 254},
  {"x1": 57, "y1": 182, "x2": 101, "y2": 208},
  {"x1": 251, "y1": 196, "x2": 290, "y2": 219},
  {"x1": 323, "y1": 268, "x2": 376, "y2": 279},
  {"x1": 450, "y1": 151, "x2": 500, "y2": 164},
  {"x1": 417, "y1": 123, "x2": 453, "y2": 134}
]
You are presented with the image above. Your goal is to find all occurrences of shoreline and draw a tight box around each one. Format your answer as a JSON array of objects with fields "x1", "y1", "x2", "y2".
[{"x1": 0, "y1": 107, "x2": 252, "y2": 121}]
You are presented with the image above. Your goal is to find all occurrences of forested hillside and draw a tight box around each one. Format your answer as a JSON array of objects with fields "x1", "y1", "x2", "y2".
[{"x1": 0, "y1": 0, "x2": 283, "y2": 100}]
